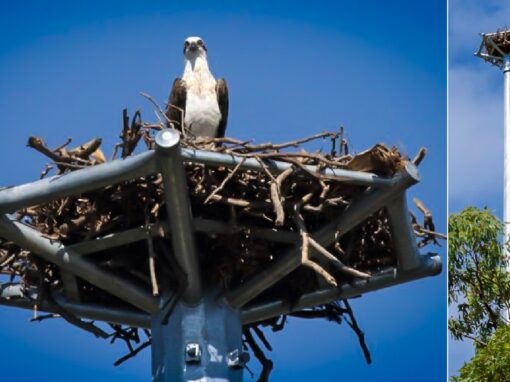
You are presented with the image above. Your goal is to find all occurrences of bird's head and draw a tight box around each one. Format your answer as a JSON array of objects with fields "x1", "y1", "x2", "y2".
[{"x1": 183, "y1": 36, "x2": 208, "y2": 59}]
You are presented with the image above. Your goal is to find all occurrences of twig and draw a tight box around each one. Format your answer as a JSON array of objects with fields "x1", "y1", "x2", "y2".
[
  {"x1": 256, "y1": 157, "x2": 291, "y2": 226},
  {"x1": 244, "y1": 328, "x2": 273, "y2": 382},
  {"x1": 415, "y1": 228, "x2": 446, "y2": 240},
  {"x1": 68, "y1": 138, "x2": 102, "y2": 159},
  {"x1": 413, "y1": 197, "x2": 435, "y2": 232},
  {"x1": 294, "y1": 204, "x2": 337, "y2": 287},
  {"x1": 114, "y1": 340, "x2": 151, "y2": 366},
  {"x1": 308, "y1": 237, "x2": 371, "y2": 279},
  {"x1": 412, "y1": 147, "x2": 427, "y2": 166},
  {"x1": 252, "y1": 325, "x2": 273, "y2": 351},
  {"x1": 204, "y1": 158, "x2": 246, "y2": 204},
  {"x1": 342, "y1": 299, "x2": 371, "y2": 364},
  {"x1": 140, "y1": 92, "x2": 172, "y2": 125},
  {"x1": 207, "y1": 132, "x2": 338, "y2": 152}
]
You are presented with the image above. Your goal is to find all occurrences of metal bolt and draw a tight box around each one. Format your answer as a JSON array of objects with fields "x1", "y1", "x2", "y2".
[
  {"x1": 227, "y1": 349, "x2": 250, "y2": 369},
  {"x1": 185, "y1": 343, "x2": 201, "y2": 363}
]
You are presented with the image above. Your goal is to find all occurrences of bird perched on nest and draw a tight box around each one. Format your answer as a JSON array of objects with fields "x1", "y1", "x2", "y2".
[{"x1": 165, "y1": 36, "x2": 229, "y2": 139}]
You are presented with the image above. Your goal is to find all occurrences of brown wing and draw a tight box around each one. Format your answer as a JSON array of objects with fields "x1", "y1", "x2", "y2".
[
  {"x1": 165, "y1": 78, "x2": 187, "y2": 131},
  {"x1": 216, "y1": 78, "x2": 229, "y2": 138}
]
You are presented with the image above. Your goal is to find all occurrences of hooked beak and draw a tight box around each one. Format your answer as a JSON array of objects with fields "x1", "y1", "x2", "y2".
[{"x1": 189, "y1": 42, "x2": 198, "y2": 52}]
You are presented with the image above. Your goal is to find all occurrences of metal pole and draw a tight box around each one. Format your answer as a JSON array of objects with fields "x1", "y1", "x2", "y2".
[
  {"x1": 151, "y1": 293, "x2": 247, "y2": 382},
  {"x1": 180, "y1": 148, "x2": 394, "y2": 187},
  {"x1": 155, "y1": 129, "x2": 202, "y2": 305},
  {"x1": 475, "y1": 33, "x2": 510, "y2": 322},
  {"x1": 0, "y1": 150, "x2": 158, "y2": 214},
  {"x1": 0, "y1": 136, "x2": 397, "y2": 214},
  {"x1": 0, "y1": 289, "x2": 152, "y2": 328},
  {"x1": 504, "y1": 55, "x2": 510, "y2": 322},
  {"x1": 386, "y1": 192, "x2": 422, "y2": 271},
  {"x1": 0, "y1": 250, "x2": 441, "y2": 329},
  {"x1": 152, "y1": 130, "x2": 248, "y2": 381}
]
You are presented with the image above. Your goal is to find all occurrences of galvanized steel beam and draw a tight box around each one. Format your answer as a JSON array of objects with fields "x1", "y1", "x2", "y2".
[
  {"x1": 151, "y1": 294, "x2": 246, "y2": 382},
  {"x1": 0, "y1": 215, "x2": 158, "y2": 313},
  {"x1": 67, "y1": 223, "x2": 162, "y2": 255},
  {"x1": 0, "y1": 251, "x2": 440, "y2": 330},
  {"x1": 67, "y1": 219, "x2": 299, "y2": 257},
  {"x1": 155, "y1": 129, "x2": 202, "y2": 305},
  {"x1": 60, "y1": 271, "x2": 81, "y2": 302},
  {"x1": 0, "y1": 141, "x2": 394, "y2": 217},
  {"x1": 0, "y1": 291, "x2": 152, "y2": 328},
  {"x1": 0, "y1": 150, "x2": 158, "y2": 214},
  {"x1": 241, "y1": 253, "x2": 441, "y2": 324},
  {"x1": 223, "y1": 162, "x2": 421, "y2": 309},
  {"x1": 180, "y1": 147, "x2": 394, "y2": 187},
  {"x1": 385, "y1": 192, "x2": 422, "y2": 271}
]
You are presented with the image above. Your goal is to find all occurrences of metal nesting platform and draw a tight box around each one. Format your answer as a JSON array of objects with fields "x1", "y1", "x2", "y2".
[
  {"x1": 0, "y1": 129, "x2": 441, "y2": 381},
  {"x1": 476, "y1": 29, "x2": 510, "y2": 69}
]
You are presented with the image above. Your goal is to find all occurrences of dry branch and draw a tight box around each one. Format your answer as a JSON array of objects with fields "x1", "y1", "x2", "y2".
[{"x1": 0, "y1": 107, "x2": 444, "y2": 378}]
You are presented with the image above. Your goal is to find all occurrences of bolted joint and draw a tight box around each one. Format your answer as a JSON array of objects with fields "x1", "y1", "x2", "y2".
[
  {"x1": 227, "y1": 349, "x2": 250, "y2": 369},
  {"x1": 185, "y1": 343, "x2": 202, "y2": 364},
  {"x1": 155, "y1": 129, "x2": 181, "y2": 153},
  {"x1": 504, "y1": 55, "x2": 510, "y2": 72}
]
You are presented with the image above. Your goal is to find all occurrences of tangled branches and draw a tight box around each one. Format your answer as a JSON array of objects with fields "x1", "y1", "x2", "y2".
[{"x1": 0, "y1": 107, "x2": 443, "y2": 379}]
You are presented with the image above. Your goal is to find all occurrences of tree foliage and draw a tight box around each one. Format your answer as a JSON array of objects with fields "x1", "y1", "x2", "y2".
[
  {"x1": 448, "y1": 207, "x2": 510, "y2": 345},
  {"x1": 452, "y1": 325, "x2": 510, "y2": 382}
]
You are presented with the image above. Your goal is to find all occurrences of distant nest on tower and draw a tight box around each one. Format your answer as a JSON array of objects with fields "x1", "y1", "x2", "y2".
[{"x1": 476, "y1": 27, "x2": 510, "y2": 67}]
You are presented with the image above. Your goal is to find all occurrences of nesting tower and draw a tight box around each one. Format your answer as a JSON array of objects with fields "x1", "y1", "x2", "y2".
[{"x1": 476, "y1": 28, "x2": 510, "y2": 320}]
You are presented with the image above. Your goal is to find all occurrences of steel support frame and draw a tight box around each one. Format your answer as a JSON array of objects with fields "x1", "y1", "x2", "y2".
[
  {"x1": 155, "y1": 130, "x2": 202, "y2": 305},
  {"x1": 0, "y1": 134, "x2": 401, "y2": 215},
  {"x1": 0, "y1": 252, "x2": 440, "y2": 328},
  {"x1": 476, "y1": 33, "x2": 510, "y2": 321},
  {"x1": 222, "y1": 162, "x2": 424, "y2": 309},
  {"x1": 0, "y1": 215, "x2": 158, "y2": 313},
  {"x1": 0, "y1": 128, "x2": 442, "y2": 381}
]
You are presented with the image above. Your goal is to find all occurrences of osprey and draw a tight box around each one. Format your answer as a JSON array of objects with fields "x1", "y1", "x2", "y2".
[{"x1": 166, "y1": 36, "x2": 229, "y2": 139}]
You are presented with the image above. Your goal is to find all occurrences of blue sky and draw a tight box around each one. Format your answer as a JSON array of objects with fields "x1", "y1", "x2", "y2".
[
  {"x1": 0, "y1": 1, "x2": 446, "y2": 381},
  {"x1": 448, "y1": 0, "x2": 510, "y2": 377}
]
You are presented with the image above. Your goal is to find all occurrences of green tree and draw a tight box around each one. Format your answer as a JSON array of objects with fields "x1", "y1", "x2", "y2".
[
  {"x1": 449, "y1": 207, "x2": 510, "y2": 379},
  {"x1": 452, "y1": 325, "x2": 510, "y2": 382}
]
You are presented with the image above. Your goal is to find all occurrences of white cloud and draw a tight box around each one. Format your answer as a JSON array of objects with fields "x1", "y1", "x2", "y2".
[
  {"x1": 449, "y1": 65, "x2": 503, "y2": 205},
  {"x1": 449, "y1": 0, "x2": 510, "y2": 376},
  {"x1": 450, "y1": 0, "x2": 510, "y2": 60}
]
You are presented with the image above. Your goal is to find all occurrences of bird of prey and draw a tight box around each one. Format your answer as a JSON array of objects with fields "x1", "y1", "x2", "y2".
[{"x1": 166, "y1": 36, "x2": 229, "y2": 139}]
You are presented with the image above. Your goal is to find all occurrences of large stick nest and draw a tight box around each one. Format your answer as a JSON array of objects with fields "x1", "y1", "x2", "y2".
[{"x1": 0, "y1": 108, "x2": 443, "y2": 380}]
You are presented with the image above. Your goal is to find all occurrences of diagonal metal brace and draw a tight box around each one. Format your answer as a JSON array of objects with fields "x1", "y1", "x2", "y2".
[
  {"x1": 385, "y1": 192, "x2": 422, "y2": 271},
  {"x1": 241, "y1": 253, "x2": 441, "y2": 324},
  {"x1": 0, "y1": 215, "x2": 158, "y2": 313},
  {"x1": 222, "y1": 162, "x2": 421, "y2": 309}
]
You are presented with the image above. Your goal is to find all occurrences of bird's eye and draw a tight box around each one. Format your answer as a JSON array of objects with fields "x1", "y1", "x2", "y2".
[
  {"x1": 197, "y1": 40, "x2": 203, "y2": 45},
  {"x1": 185, "y1": 41, "x2": 190, "y2": 47}
]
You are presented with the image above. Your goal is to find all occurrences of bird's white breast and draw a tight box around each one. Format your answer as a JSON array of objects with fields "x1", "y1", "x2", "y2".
[{"x1": 183, "y1": 71, "x2": 221, "y2": 138}]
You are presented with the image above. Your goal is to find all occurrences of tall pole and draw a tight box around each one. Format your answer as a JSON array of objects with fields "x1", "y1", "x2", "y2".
[
  {"x1": 152, "y1": 129, "x2": 247, "y2": 381},
  {"x1": 475, "y1": 31, "x2": 510, "y2": 321},
  {"x1": 504, "y1": 55, "x2": 510, "y2": 322}
]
